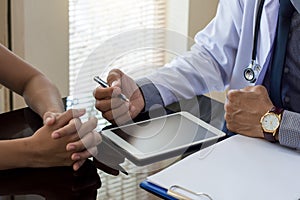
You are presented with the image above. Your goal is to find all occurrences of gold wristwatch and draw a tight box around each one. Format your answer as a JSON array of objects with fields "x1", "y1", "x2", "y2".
[{"x1": 260, "y1": 107, "x2": 284, "y2": 142}]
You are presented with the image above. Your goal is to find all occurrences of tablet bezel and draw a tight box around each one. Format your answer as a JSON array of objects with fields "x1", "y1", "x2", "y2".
[{"x1": 101, "y1": 111, "x2": 225, "y2": 166}]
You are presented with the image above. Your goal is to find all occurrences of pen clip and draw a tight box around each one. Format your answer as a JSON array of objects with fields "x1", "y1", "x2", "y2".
[{"x1": 167, "y1": 185, "x2": 213, "y2": 200}]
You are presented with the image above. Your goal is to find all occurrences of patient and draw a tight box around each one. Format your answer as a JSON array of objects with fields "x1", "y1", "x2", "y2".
[{"x1": 0, "y1": 44, "x2": 101, "y2": 171}]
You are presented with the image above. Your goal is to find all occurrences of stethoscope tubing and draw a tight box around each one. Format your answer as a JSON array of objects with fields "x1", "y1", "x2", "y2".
[{"x1": 244, "y1": 0, "x2": 266, "y2": 83}]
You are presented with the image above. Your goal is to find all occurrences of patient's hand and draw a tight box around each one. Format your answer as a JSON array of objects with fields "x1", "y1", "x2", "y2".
[{"x1": 30, "y1": 109, "x2": 100, "y2": 170}]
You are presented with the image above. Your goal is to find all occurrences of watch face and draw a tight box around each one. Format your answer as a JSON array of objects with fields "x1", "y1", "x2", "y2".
[{"x1": 261, "y1": 113, "x2": 280, "y2": 132}]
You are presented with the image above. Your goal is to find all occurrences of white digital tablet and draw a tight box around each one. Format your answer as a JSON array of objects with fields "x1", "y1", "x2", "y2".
[{"x1": 101, "y1": 111, "x2": 225, "y2": 166}]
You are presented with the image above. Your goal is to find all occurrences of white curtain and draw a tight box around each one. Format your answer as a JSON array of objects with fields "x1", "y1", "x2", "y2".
[{"x1": 68, "y1": 1, "x2": 168, "y2": 199}]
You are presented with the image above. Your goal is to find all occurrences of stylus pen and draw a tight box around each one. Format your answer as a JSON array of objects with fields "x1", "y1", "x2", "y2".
[
  {"x1": 116, "y1": 165, "x2": 128, "y2": 175},
  {"x1": 94, "y1": 76, "x2": 129, "y2": 102}
]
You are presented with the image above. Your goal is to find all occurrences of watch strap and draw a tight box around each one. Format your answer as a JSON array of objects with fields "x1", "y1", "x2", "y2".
[
  {"x1": 263, "y1": 131, "x2": 277, "y2": 142},
  {"x1": 269, "y1": 106, "x2": 284, "y2": 115}
]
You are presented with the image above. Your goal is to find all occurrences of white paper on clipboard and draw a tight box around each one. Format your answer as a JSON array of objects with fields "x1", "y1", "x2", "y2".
[{"x1": 146, "y1": 135, "x2": 300, "y2": 200}]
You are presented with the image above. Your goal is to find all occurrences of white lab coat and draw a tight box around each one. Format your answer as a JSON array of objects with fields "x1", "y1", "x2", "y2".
[{"x1": 146, "y1": 0, "x2": 279, "y2": 106}]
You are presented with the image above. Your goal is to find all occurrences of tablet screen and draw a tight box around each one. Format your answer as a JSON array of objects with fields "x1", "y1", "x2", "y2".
[{"x1": 108, "y1": 113, "x2": 217, "y2": 154}]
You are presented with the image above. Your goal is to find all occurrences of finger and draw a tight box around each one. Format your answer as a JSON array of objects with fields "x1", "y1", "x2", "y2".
[
  {"x1": 73, "y1": 159, "x2": 86, "y2": 171},
  {"x1": 80, "y1": 130, "x2": 102, "y2": 150},
  {"x1": 43, "y1": 112, "x2": 61, "y2": 125},
  {"x1": 107, "y1": 69, "x2": 123, "y2": 86},
  {"x1": 95, "y1": 96, "x2": 124, "y2": 113},
  {"x1": 55, "y1": 109, "x2": 86, "y2": 128},
  {"x1": 224, "y1": 112, "x2": 231, "y2": 123},
  {"x1": 67, "y1": 130, "x2": 102, "y2": 152},
  {"x1": 114, "y1": 111, "x2": 133, "y2": 125},
  {"x1": 111, "y1": 80, "x2": 120, "y2": 87},
  {"x1": 102, "y1": 102, "x2": 129, "y2": 121},
  {"x1": 224, "y1": 101, "x2": 235, "y2": 113},
  {"x1": 226, "y1": 89, "x2": 242, "y2": 105},
  {"x1": 66, "y1": 118, "x2": 98, "y2": 151},
  {"x1": 72, "y1": 146, "x2": 98, "y2": 162},
  {"x1": 95, "y1": 98, "x2": 111, "y2": 113},
  {"x1": 51, "y1": 118, "x2": 82, "y2": 139},
  {"x1": 226, "y1": 89, "x2": 239, "y2": 101},
  {"x1": 78, "y1": 117, "x2": 98, "y2": 138},
  {"x1": 93, "y1": 86, "x2": 115, "y2": 100}
]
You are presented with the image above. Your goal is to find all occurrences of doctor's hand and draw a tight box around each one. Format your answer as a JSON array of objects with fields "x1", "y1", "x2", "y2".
[
  {"x1": 93, "y1": 69, "x2": 145, "y2": 125},
  {"x1": 224, "y1": 85, "x2": 274, "y2": 138}
]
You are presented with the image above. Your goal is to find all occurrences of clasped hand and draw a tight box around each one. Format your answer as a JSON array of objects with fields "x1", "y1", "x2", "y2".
[
  {"x1": 31, "y1": 109, "x2": 101, "y2": 171},
  {"x1": 224, "y1": 85, "x2": 274, "y2": 138}
]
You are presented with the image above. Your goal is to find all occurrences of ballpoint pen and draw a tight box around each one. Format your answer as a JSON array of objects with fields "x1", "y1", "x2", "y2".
[{"x1": 93, "y1": 76, "x2": 129, "y2": 102}]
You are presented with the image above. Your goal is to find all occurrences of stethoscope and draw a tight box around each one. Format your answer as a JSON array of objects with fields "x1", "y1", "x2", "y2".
[{"x1": 243, "y1": 0, "x2": 265, "y2": 83}]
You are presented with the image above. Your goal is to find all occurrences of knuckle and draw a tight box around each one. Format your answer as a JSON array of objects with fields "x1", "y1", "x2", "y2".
[
  {"x1": 224, "y1": 102, "x2": 230, "y2": 112},
  {"x1": 95, "y1": 100, "x2": 101, "y2": 110},
  {"x1": 95, "y1": 100, "x2": 105, "y2": 111},
  {"x1": 224, "y1": 113, "x2": 229, "y2": 121},
  {"x1": 102, "y1": 112, "x2": 112, "y2": 120},
  {"x1": 94, "y1": 131, "x2": 102, "y2": 143},
  {"x1": 226, "y1": 122, "x2": 233, "y2": 131},
  {"x1": 256, "y1": 85, "x2": 266, "y2": 93},
  {"x1": 93, "y1": 88, "x2": 100, "y2": 98},
  {"x1": 88, "y1": 117, "x2": 98, "y2": 129},
  {"x1": 110, "y1": 68, "x2": 123, "y2": 75},
  {"x1": 73, "y1": 118, "x2": 82, "y2": 129},
  {"x1": 67, "y1": 109, "x2": 74, "y2": 114},
  {"x1": 227, "y1": 90, "x2": 238, "y2": 101}
]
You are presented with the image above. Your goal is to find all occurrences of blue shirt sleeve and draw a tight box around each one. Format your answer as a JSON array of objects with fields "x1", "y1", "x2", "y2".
[{"x1": 136, "y1": 77, "x2": 165, "y2": 112}]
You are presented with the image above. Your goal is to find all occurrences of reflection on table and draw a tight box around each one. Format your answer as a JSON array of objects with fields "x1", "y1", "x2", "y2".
[
  {"x1": 0, "y1": 160, "x2": 101, "y2": 200},
  {"x1": 0, "y1": 95, "x2": 224, "y2": 200}
]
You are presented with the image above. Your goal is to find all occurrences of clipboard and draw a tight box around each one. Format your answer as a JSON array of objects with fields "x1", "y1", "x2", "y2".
[{"x1": 140, "y1": 135, "x2": 300, "y2": 200}]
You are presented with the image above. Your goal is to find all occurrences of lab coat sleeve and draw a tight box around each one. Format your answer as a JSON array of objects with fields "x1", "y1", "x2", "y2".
[{"x1": 143, "y1": 0, "x2": 242, "y2": 106}]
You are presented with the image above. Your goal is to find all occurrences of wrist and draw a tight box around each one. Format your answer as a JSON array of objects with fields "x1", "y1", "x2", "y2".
[
  {"x1": 22, "y1": 135, "x2": 49, "y2": 168},
  {"x1": 13, "y1": 137, "x2": 37, "y2": 168},
  {"x1": 136, "y1": 78, "x2": 164, "y2": 112}
]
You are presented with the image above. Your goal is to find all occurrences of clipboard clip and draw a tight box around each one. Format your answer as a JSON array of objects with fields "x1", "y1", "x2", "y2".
[{"x1": 167, "y1": 185, "x2": 213, "y2": 200}]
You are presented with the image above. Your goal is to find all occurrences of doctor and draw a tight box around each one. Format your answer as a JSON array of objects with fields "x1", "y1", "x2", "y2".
[{"x1": 94, "y1": 0, "x2": 300, "y2": 149}]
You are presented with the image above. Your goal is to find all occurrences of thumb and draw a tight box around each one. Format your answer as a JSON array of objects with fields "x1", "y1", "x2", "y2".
[
  {"x1": 107, "y1": 69, "x2": 124, "y2": 87},
  {"x1": 43, "y1": 112, "x2": 57, "y2": 126}
]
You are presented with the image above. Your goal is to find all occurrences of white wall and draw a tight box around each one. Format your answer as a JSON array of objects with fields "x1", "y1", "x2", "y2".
[
  {"x1": 188, "y1": 0, "x2": 218, "y2": 37},
  {"x1": 166, "y1": 0, "x2": 224, "y2": 102},
  {"x1": 166, "y1": 0, "x2": 218, "y2": 39},
  {"x1": 11, "y1": 0, "x2": 69, "y2": 109}
]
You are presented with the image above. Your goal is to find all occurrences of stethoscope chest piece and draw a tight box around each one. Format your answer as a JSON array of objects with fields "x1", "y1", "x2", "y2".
[
  {"x1": 244, "y1": 0, "x2": 265, "y2": 83},
  {"x1": 244, "y1": 60, "x2": 261, "y2": 83}
]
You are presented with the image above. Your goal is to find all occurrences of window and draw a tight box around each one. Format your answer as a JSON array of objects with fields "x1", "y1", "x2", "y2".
[
  {"x1": 69, "y1": 0, "x2": 168, "y2": 125},
  {"x1": 69, "y1": 0, "x2": 167, "y2": 199}
]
